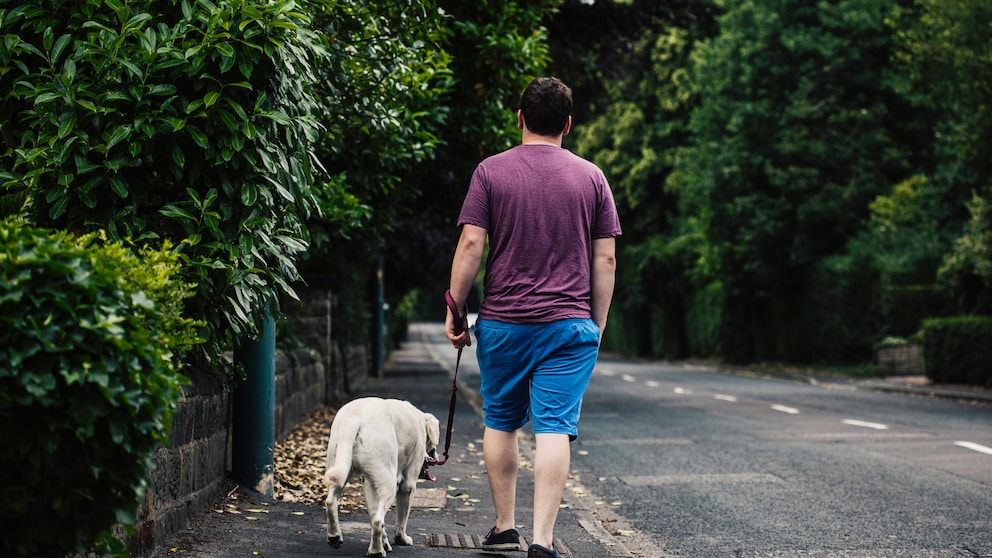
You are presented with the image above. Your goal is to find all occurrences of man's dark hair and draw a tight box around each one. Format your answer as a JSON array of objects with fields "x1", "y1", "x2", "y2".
[{"x1": 518, "y1": 77, "x2": 572, "y2": 136}]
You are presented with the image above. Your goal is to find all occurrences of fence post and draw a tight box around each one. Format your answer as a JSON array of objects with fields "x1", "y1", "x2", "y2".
[
  {"x1": 232, "y1": 314, "x2": 276, "y2": 496},
  {"x1": 376, "y1": 254, "x2": 385, "y2": 377}
]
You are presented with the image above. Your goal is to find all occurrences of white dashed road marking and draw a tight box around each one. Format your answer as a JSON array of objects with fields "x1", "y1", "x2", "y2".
[
  {"x1": 771, "y1": 404, "x2": 800, "y2": 415},
  {"x1": 714, "y1": 394, "x2": 737, "y2": 402},
  {"x1": 842, "y1": 419, "x2": 889, "y2": 430},
  {"x1": 954, "y1": 441, "x2": 992, "y2": 455}
]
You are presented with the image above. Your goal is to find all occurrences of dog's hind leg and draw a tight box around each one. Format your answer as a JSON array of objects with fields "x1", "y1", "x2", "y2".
[
  {"x1": 393, "y1": 470, "x2": 417, "y2": 546},
  {"x1": 325, "y1": 415, "x2": 360, "y2": 549},
  {"x1": 324, "y1": 479, "x2": 345, "y2": 548},
  {"x1": 363, "y1": 475, "x2": 395, "y2": 557}
]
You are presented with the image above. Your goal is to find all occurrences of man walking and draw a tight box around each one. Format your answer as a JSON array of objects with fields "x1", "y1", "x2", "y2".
[{"x1": 445, "y1": 76, "x2": 621, "y2": 558}]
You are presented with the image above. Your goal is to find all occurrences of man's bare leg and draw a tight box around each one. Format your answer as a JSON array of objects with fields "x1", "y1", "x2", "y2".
[
  {"x1": 484, "y1": 427, "x2": 519, "y2": 533},
  {"x1": 531, "y1": 432, "x2": 570, "y2": 549}
]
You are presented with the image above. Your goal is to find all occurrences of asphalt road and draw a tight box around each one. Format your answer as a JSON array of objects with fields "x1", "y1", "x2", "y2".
[{"x1": 425, "y1": 321, "x2": 992, "y2": 558}]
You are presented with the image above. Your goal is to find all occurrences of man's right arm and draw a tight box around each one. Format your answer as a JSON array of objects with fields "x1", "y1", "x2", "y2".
[{"x1": 446, "y1": 224, "x2": 486, "y2": 346}]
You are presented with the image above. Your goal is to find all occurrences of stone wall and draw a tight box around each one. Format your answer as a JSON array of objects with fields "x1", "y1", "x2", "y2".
[
  {"x1": 877, "y1": 342, "x2": 925, "y2": 376},
  {"x1": 129, "y1": 366, "x2": 232, "y2": 555},
  {"x1": 275, "y1": 348, "x2": 327, "y2": 440}
]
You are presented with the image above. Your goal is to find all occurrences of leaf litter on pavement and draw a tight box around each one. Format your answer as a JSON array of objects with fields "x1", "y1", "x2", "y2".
[{"x1": 272, "y1": 405, "x2": 368, "y2": 512}]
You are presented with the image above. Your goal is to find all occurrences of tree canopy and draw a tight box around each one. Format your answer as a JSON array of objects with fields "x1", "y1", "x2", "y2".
[{"x1": 564, "y1": 0, "x2": 989, "y2": 365}]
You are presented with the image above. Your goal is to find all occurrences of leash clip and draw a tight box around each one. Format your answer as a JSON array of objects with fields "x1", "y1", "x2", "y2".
[{"x1": 419, "y1": 458, "x2": 438, "y2": 482}]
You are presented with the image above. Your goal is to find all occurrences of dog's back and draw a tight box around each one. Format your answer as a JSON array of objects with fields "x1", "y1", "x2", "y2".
[{"x1": 324, "y1": 398, "x2": 425, "y2": 488}]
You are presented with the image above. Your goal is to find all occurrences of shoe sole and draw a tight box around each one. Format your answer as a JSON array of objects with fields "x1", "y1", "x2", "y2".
[{"x1": 482, "y1": 543, "x2": 522, "y2": 551}]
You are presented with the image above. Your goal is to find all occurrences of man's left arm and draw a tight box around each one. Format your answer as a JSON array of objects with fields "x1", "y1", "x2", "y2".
[{"x1": 590, "y1": 237, "x2": 617, "y2": 334}]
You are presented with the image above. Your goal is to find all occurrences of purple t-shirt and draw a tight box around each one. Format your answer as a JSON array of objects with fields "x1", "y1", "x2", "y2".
[{"x1": 458, "y1": 144, "x2": 622, "y2": 323}]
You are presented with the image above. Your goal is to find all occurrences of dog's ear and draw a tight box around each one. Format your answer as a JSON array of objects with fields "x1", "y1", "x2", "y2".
[{"x1": 424, "y1": 413, "x2": 440, "y2": 448}]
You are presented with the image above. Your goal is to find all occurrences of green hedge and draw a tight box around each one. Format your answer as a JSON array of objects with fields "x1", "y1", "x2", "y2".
[
  {"x1": 922, "y1": 316, "x2": 992, "y2": 386},
  {"x1": 0, "y1": 222, "x2": 199, "y2": 556}
]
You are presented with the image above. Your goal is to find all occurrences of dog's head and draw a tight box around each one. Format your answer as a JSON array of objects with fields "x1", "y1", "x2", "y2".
[
  {"x1": 424, "y1": 412, "x2": 440, "y2": 459},
  {"x1": 419, "y1": 413, "x2": 442, "y2": 482}
]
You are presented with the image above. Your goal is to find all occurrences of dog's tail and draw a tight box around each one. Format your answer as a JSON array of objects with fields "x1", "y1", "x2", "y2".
[{"x1": 324, "y1": 418, "x2": 360, "y2": 488}]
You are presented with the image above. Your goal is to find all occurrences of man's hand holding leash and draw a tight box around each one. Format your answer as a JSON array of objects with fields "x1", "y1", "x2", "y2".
[{"x1": 444, "y1": 292, "x2": 471, "y2": 349}]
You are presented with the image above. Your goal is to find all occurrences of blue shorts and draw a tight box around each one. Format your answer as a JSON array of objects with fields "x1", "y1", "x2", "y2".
[{"x1": 474, "y1": 318, "x2": 600, "y2": 439}]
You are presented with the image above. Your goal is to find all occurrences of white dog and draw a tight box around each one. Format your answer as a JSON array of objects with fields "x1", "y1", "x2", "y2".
[{"x1": 324, "y1": 397, "x2": 440, "y2": 557}]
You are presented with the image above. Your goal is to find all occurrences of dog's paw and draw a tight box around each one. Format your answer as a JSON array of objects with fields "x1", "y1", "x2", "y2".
[
  {"x1": 327, "y1": 535, "x2": 343, "y2": 549},
  {"x1": 394, "y1": 534, "x2": 413, "y2": 546}
]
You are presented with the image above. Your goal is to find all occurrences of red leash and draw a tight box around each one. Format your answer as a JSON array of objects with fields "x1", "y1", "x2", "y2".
[{"x1": 422, "y1": 291, "x2": 466, "y2": 478}]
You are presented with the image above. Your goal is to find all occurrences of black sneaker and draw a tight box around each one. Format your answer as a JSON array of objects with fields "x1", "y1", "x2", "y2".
[
  {"x1": 527, "y1": 543, "x2": 561, "y2": 558},
  {"x1": 481, "y1": 526, "x2": 522, "y2": 551}
]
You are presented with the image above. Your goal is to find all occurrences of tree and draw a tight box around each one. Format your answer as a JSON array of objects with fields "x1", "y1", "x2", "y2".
[
  {"x1": 939, "y1": 191, "x2": 992, "y2": 314},
  {"x1": 674, "y1": 0, "x2": 924, "y2": 363},
  {"x1": 895, "y1": 0, "x2": 992, "y2": 317}
]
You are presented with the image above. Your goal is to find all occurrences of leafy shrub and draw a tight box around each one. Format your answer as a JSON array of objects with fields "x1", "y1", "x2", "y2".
[
  {"x1": 0, "y1": 221, "x2": 198, "y2": 556},
  {"x1": 0, "y1": 0, "x2": 325, "y2": 372},
  {"x1": 922, "y1": 315, "x2": 992, "y2": 386}
]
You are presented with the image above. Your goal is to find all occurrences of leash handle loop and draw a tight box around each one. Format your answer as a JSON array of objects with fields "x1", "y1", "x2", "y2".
[{"x1": 445, "y1": 290, "x2": 467, "y2": 336}]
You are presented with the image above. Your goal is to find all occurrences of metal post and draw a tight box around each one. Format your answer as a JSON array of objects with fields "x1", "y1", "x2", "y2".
[
  {"x1": 375, "y1": 255, "x2": 384, "y2": 377},
  {"x1": 232, "y1": 314, "x2": 276, "y2": 496}
]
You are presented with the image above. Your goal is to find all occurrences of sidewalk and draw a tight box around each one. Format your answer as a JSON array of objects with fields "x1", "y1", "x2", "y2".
[{"x1": 158, "y1": 323, "x2": 631, "y2": 558}]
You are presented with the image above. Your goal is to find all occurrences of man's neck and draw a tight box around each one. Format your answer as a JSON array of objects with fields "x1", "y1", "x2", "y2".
[{"x1": 521, "y1": 130, "x2": 562, "y2": 147}]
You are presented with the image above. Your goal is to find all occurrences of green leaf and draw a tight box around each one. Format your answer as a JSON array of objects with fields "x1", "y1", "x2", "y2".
[
  {"x1": 49, "y1": 195, "x2": 69, "y2": 219},
  {"x1": 240, "y1": 182, "x2": 258, "y2": 206},
  {"x1": 51, "y1": 34, "x2": 72, "y2": 63},
  {"x1": 219, "y1": 54, "x2": 236, "y2": 73},
  {"x1": 215, "y1": 42, "x2": 235, "y2": 58},
  {"x1": 159, "y1": 204, "x2": 195, "y2": 220},
  {"x1": 171, "y1": 146, "x2": 186, "y2": 169},
  {"x1": 34, "y1": 92, "x2": 60, "y2": 105},
  {"x1": 109, "y1": 177, "x2": 127, "y2": 198},
  {"x1": 105, "y1": 125, "x2": 131, "y2": 152},
  {"x1": 57, "y1": 113, "x2": 76, "y2": 139},
  {"x1": 187, "y1": 125, "x2": 209, "y2": 149}
]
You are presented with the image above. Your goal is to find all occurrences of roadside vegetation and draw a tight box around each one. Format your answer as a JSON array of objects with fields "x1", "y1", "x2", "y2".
[{"x1": 1, "y1": 0, "x2": 989, "y2": 554}]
